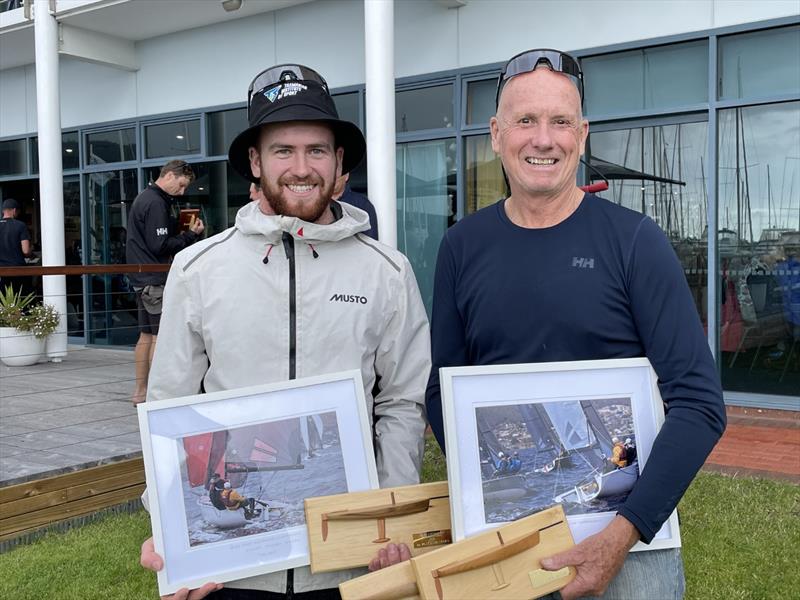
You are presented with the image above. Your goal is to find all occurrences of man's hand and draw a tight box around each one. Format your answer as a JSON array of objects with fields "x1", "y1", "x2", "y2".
[
  {"x1": 140, "y1": 537, "x2": 222, "y2": 600},
  {"x1": 540, "y1": 516, "x2": 639, "y2": 600},
  {"x1": 367, "y1": 542, "x2": 411, "y2": 572},
  {"x1": 190, "y1": 218, "x2": 205, "y2": 235}
]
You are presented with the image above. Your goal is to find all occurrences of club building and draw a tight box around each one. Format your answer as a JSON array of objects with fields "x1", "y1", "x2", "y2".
[{"x1": 0, "y1": 1, "x2": 798, "y2": 410}]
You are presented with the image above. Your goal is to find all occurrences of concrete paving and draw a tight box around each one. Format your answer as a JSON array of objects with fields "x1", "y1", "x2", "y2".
[{"x1": 0, "y1": 345, "x2": 141, "y2": 486}]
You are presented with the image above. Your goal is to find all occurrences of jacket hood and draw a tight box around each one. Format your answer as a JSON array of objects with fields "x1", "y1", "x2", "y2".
[{"x1": 234, "y1": 200, "x2": 371, "y2": 244}]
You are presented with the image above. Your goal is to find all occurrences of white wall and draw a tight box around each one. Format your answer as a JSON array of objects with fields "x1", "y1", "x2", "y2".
[
  {"x1": 0, "y1": 0, "x2": 797, "y2": 137},
  {"x1": 0, "y1": 66, "x2": 35, "y2": 138}
]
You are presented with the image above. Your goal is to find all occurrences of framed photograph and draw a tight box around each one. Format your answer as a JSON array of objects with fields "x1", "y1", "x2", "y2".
[
  {"x1": 138, "y1": 370, "x2": 379, "y2": 596},
  {"x1": 441, "y1": 358, "x2": 680, "y2": 552}
]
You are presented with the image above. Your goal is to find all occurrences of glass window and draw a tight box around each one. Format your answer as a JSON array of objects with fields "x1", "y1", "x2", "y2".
[
  {"x1": 397, "y1": 138, "x2": 457, "y2": 315},
  {"x1": 0, "y1": 138, "x2": 27, "y2": 176},
  {"x1": 63, "y1": 175, "x2": 85, "y2": 338},
  {"x1": 86, "y1": 128, "x2": 136, "y2": 165},
  {"x1": 333, "y1": 92, "x2": 361, "y2": 128},
  {"x1": 396, "y1": 84, "x2": 454, "y2": 132},
  {"x1": 719, "y1": 25, "x2": 800, "y2": 101},
  {"x1": 583, "y1": 40, "x2": 708, "y2": 116},
  {"x1": 144, "y1": 119, "x2": 201, "y2": 159},
  {"x1": 207, "y1": 108, "x2": 247, "y2": 156},
  {"x1": 84, "y1": 169, "x2": 139, "y2": 345},
  {"x1": 589, "y1": 121, "x2": 709, "y2": 326},
  {"x1": 30, "y1": 132, "x2": 80, "y2": 173},
  {"x1": 465, "y1": 78, "x2": 498, "y2": 126},
  {"x1": 717, "y1": 101, "x2": 800, "y2": 396},
  {"x1": 465, "y1": 133, "x2": 505, "y2": 214}
]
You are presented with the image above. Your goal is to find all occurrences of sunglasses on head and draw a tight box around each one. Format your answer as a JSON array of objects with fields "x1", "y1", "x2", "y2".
[
  {"x1": 247, "y1": 65, "x2": 329, "y2": 116},
  {"x1": 496, "y1": 49, "x2": 584, "y2": 107}
]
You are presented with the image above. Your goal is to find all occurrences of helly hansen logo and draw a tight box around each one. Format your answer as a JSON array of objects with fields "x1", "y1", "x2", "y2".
[
  {"x1": 329, "y1": 294, "x2": 368, "y2": 304},
  {"x1": 156, "y1": 227, "x2": 168, "y2": 236},
  {"x1": 572, "y1": 257, "x2": 595, "y2": 269}
]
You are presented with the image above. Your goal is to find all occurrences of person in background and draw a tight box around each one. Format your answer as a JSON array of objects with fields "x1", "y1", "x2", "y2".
[
  {"x1": 333, "y1": 173, "x2": 379, "y2": 240},
  {"x1": 125, "y1": 160, "x2": 205, "y2": 405},
  {"x1": 0, "y1": 198, "x2": 32, "y2": 297}
]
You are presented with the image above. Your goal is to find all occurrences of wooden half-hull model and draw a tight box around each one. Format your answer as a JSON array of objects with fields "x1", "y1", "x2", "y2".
[
  {"x1": 306, "y1": 481, "x2": 452, "y2": 573},
  {"x1": 411, "y1": 505, "x2": 575, "y2": 600},
  {"x1": 339, "y1": 561, "x2": 421, "y2": 600}
]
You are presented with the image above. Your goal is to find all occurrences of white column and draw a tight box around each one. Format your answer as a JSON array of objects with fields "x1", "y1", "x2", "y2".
[
  {"x1": 34, "y1": 0, "x2": 67, "y2": 361},
  {"x1": 364, "y1": 0, "x2": 397, "y2": 248}
]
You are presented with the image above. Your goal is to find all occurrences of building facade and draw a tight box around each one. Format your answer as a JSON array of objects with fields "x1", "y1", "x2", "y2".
[{"x1": 1, "y1": 0, "x2": 798, "y2": 409}]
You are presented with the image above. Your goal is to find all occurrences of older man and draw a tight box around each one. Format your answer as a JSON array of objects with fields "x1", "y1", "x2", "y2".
[
  {"x1": 140, "y1": 64, "x2": 429, "y2": 600},
  {"x1": 426, "y1": 49, "x2": 726, "y2": 599}
]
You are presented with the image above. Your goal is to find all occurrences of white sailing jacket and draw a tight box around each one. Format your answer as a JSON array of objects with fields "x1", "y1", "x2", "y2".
[{"x1": 146, "y1": 200, "x2": 431, "y2": 593}]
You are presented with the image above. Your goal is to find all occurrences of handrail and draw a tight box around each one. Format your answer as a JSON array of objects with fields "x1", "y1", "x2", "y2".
[{"x1": 0, "y1": 264, "x2": 170, "y2": 277}]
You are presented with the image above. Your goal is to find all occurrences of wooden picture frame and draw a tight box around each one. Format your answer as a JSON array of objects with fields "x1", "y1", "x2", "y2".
[
  {"x1": 440, "y1": 358, "x2": 681, "y2": 551},
  {"x1": 138, "y1": 370, "x2": 379, "y2": 595}
]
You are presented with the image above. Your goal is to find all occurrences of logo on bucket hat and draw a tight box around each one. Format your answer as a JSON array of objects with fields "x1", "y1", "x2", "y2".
[{"x1": 228, "y1": 64, "x2": 365, "y2": 184}]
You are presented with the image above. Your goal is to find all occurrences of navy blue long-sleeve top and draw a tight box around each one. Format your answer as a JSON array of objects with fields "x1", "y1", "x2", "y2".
[{"x1": 425, "y1": 193, "x2": 726, "y2": 543}]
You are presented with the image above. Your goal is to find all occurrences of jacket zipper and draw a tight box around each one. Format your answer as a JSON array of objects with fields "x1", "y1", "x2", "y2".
[
  {"x1": 282, "y1": 232, "x2": 297, "y2": 380},
  {"x1": 281, "y1": 232, "x2": 296, "y2": 596}
]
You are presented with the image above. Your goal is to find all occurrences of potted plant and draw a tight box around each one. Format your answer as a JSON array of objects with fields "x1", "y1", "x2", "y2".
[{"x1": 0, "y1": 285, "x2": 61, "y2": 367}]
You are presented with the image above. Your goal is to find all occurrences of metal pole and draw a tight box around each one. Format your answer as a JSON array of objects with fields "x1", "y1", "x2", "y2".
[
  {"x1": 34, "y1": 0, "x2": 67, "y2": 361},
  {"x1": 706, "y1": 35, "x2": 719, "y2": 362},
  {"x1": 364, "y1": 0, "x2": 397, "y2": 248}
]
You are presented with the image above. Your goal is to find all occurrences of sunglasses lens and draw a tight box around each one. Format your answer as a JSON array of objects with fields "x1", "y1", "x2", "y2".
[
  {"x1": 247, "y1": 65, "x2": 329, "y2": 110},
  {"x1": 497, "y1": 49, "x2": 583, "y2": 105}
]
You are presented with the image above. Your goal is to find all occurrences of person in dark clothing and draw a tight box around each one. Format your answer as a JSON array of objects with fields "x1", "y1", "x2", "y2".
[
  {"x1": 333, "y1": 173, "x2": 379, "y2": 240},
  {"x1": 125, "y1": 160, "x2": 204, "y2": 404},
  {"x1": 0, "y1": 198, "x2": 32, "y2": 297},
  {"x1": 425, "y1": 49, "x2": 725, "y2": 600},
  {"x1": 207, "y1": 474, "x2": 227, "y2": 511}
]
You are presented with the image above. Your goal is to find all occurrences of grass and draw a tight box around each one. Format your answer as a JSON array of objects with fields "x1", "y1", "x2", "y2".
[{"x1": 1, "y1": 437, "x2": 797, "y2": 599}]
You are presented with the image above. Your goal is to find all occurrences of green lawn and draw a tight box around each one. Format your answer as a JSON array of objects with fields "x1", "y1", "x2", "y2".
[{"x1": 2, "y1": 438, "x2": 797, "y2": 599}]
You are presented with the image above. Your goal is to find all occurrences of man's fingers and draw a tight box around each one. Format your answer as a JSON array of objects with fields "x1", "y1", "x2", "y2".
[
  {"x1": 140, "y1": 537, "x2": 163, "y2": 572},
  {"x1": 541, "y1": 547, "x2": 579, "y2": 571},
  {"x1": 188, "y1": 582, "x2": 222, "y2": 599},
  {"x1": 379, "y1": 546, "x2": 391, "y2": 569},
  {"x1": 386, "y1": 543, "x2": 400, "y2": 564},
  {"x1": 161, "y1": 582, "x2": 221, "y2": 600},
  {"x1": 368, "y1": 556, "x2": 381, "y2": 572},
  {"x1": 398, "y1": 543, "x2": 411, "y2": 562},
  {"x1": 165, "y1": 588, "x2": 189, "y2": 600}
]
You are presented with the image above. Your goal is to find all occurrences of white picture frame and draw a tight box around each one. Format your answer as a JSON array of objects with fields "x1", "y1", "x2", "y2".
[
  {"x1": 138, "y1": 370, "x2": 379, "y2": 596},
  {"x1": 441, "y1": 358, "x2": 680, "y2": 552}
]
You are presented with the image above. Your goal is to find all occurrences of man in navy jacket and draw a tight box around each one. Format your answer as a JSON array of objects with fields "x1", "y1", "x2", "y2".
[{"x1": 426, "y1": 49, "x2": 726, "y2": 600}]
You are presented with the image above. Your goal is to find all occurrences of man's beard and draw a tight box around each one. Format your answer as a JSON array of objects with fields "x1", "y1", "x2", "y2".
[{"x1": 260, "y1": 174, "x2": 335, "y2": 223}]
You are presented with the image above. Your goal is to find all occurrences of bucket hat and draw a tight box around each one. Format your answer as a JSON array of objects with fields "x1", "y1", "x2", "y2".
[{"x1": 228, "y1": 64, "x2": 366, "y2": 183}]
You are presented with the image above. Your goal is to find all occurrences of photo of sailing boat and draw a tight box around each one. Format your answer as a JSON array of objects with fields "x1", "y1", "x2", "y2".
[
  {"x1": 476, "y1": 398, "x2": 638, "y2": 524},
  {"x1": 179, "y1": 411, "x2": 347, "y2": 547}
]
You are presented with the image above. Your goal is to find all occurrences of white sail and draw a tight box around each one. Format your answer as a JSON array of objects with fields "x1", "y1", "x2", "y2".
[{"x1": 543, "y1": 402, "x2": 593, "y2": 451}]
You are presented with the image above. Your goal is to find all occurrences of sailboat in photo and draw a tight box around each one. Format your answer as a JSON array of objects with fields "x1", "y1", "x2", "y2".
[{"x1": 183, "y1": 421, "x2": 306, "y2": 529}]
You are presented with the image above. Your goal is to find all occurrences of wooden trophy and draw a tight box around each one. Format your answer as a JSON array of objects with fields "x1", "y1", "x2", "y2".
[
  {"x1": 339, "y1": 561, "x2": 420, "y2": 600},
  {"x1": 305, "y1": 481, "x2": 452, "y2": 573},
  {"x1": 410, "y1": 505, "x2": 575, "y2": 600}
]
